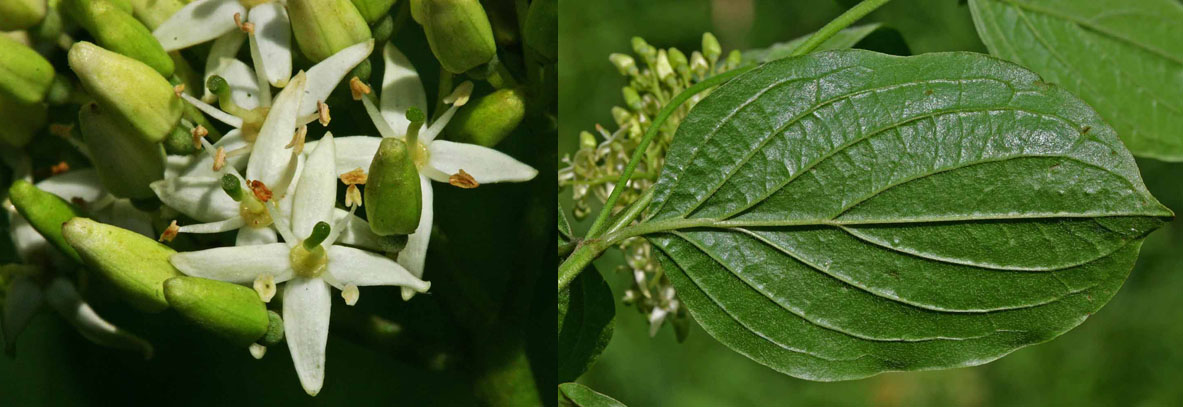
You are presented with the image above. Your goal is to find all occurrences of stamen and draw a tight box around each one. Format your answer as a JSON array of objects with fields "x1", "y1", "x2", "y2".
[
  {"x1": 449, "y1": 169, "x2": 479, "y2": 189},
  {"x1": 345, "y1": 184, "x2": 362, "y2": 208},
  {"x1": 234, "y1": 13, "x2": 254, "y2": 34},
  {"x1": 317, "y1": 101, "x2": 331, "y2": 126},
  {"x1": 48, "y1": 123, "x2": 73, "y2": 138},
  {"x1": 249, "y1": 180, "x2": 272, "y2": 202},
  {"x1": 302, "y1": 221, "x2": 331, "y2": 250},
  {"x1": 253, "y1": 274, "x2": 276, "y2": 302},
  {"x1": 360, "y1": 93, "x2": 399, "y2": 139},
  {"x1": 213, "y1": 147, "x2": 227, "y2": 171},
  {"x1": 221, "y1": 174, "x2": 244, "y2": 201},
  {"x1": 249, "y1": 343, "x2": 267, "y2": 359},
  {"x1": 173, "y1": 84, "x2": 185, "y2": 97},
  {"x1": 339, "y1": 168, "x2": 367, "y2": 185},
  {"x1": 349, "y1": 77, "x2": 372, "y2": 100},
  {"x1": 191, "y1": 125, "x2": 209, "y2": 149},
  {"x1": 443, "y1": 81, "x2": 474, "y2": 106},
  {"x1": 50, "y1": 161, "x2": 69, "y2": 175},
  {"x1": 342, "y1": 284, "x2": 359, "y2": 306},
  {"x1": 179, "y1": 92, "x2": 244, "y2": 128},
  {"x1": 159, "y1": 220, "x2": 179, "y2": 242},
  {"x1": 286, "y1": 125, "x2": 307, "y2": 154}
]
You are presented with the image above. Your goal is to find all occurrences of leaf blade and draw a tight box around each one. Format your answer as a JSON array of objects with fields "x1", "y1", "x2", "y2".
[{"x1": 558, "y1": 265, "x2": 616, "y2": 382}]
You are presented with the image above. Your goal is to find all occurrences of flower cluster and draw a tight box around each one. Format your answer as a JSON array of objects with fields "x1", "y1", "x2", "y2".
[
  {"x1": 1, "y1": 0, "x2": 538, "y2": 396},
  {"x1": 559, "y1": 33, "x2": 742, "y2": 341}
]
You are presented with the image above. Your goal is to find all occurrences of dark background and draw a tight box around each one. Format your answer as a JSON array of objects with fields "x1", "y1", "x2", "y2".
[{"x1": 560, "y1": 0, "x2": 1183, "y2": 405}]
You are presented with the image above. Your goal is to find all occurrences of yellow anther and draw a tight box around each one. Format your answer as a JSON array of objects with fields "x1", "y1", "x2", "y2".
[
  {"x1": 286, "y1": 125, "x2": 307, "y2": 154},
  {"x1": 191, "y1": 125, "x2": 208, "y2": 149},
  {"x1": 317, "y1": 101, "x2": 331, "y2": 126},
  {"x1": 449, "y1": 169, "x2": 478, "y2": 189},
  {"x1": 173, "y1": 84, "x2": 186, "y2": 97},
  {"x1": 249, "y1": 343, "x2": 267, "y2": 359},
  {"x1": 50, "y1": 161, "x2": 70, "y2": 175},
  {"x1": 339, "y1": 168, "x2": 367, "y2": 185},
  {"x1": 159, "y1": 220, "x2": 179, "y2": 242},
  {"x1": 345, "y1": 184, "x2": 362, "y2": 208},
  {"x1": 213, "y1": 147, "x2": 227, "y2": 171},
  {"x1": 342, "y1": 284, "x2": 359, "y2": 306},
  {"x1": 253, "y1": 274, "x2": 276, "y2": 302},
  {"x1": 249, "y1": 180, "x2": 272, "y2": 202},
  {"x1": 349, "y1": 77, "x2": 371, "y2": 100},
  {"x1": 444, "y1": 81, "x2": 474, "y2": 106},
  {"x1": 234, "y1": 13, "x2": 255, "y2": 34}
]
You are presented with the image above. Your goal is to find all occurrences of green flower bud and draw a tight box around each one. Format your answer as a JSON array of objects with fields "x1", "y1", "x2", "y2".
[
  {"x1": 0, "y1": 0, "x2": 47, "y2": 30},
  {"x1": 126, "y1": 0, "x2": 185, "y2": 30},
  {"x1": 62, "y1": 0, "x2": 174, "y2": 77},
  {"x1": 621, "y1": 86, "x2": 642, "y2": 111},
  {"x1": 370, "y1": 13, "x2": 395, "y2": 44},
  {"x1": 8, "y1": 180, "x2": 84, "y2": 263},
  {"x1": 0, "y1": 35, "x2": 54, "y2": 104},
  {"x1": 69, "y1": 42, "x2": 182, "y2": 144},
  {"x1": 702, "y1": 32, "x2": 721, "y2": 64},
  {"x1": 107, "y1": 0, "x2": 134, "y2": 14},
  {"x1": 445, "y1": 87, "x2": 526, "y2": 147},
  {"x1": 689, "y1": 50, "x2": 708, "y2": 78},
  {"x1": 726, "y1": 49, "x2": 742, "y2": 69},
  {"x1": 654, "y1": 50, "x2": 674, "y2": 83},
  {"x1": 522, "y1": 0, "x2": 556, "y2": 62},
  {"x1": 0, "y1": 94, "x2": 47, "y2": 147},
  {"x1": 631, "y1": 36, "x2": 656, "y2": 65},
  {"x1": 62, "y1": 218, "x2": 182, "y2": 313},
  {"x1": 78, "y1": 102, "x2": 166, "y2": 199},
  {"x1": 288, "y1": 0, "x2": 373, "y2": 62},
  {"x1": 350, "y1": 0, "x2": 397, "y2": 25},
  {"x1": 667, "y1": 48, "x2": 690, "y2": 80},
  {"x1": 365, "y1": 138, "x2": 422, "y2": 236},
  {"x1": 579, "y1": 131, "x2": 596, "y2": 150},
  {"x1": 29, "y1": 6, "x2": 65, "y2": 44},
  {"x1": 411, "y1": 0, "x2": 496, "y2": 73},
  {"x1": 610, "y1": 106, "x2": 630, "y2": 127},
  {"x1": 164, "y1": 276, "x2": 272, "y2": 347},
  {"x1": 608, "y1": 53, "x2": 636, "y2": 77}
]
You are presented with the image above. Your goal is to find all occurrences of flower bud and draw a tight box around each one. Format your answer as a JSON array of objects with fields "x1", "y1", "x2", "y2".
[
  {"x1": 365, "y1": 138, "x2": 422, "y2": 236},
  {"x1": 126, "y1": 0, "x2": 185, "y2": 30},
  {"x1": 62, "y1": 0, "x2": 174, "y2": 77},
  {"x1": 8, "y1": 180, "x2": 84, "y2": 263},
  {"x1": 62, "y1": 218, "x2": 181, "y2": 312},
  {"x1": 445, "y1": 87, "x2": 526, "y2": 147},
  {"x1": 370, "y1": 14, "x2": 395, "y2": 44},
  {"x1": 78, "y1": 102, "x2": 165, "y2": 199},
  {"x1": 631, "y1": 37, "x2": 656, "y2": 65},
  {"x1": 608, "y1": 53, "x2": 636, "y2": 77},
  {"x1": 579, "y1": 131, "x2": 596, "y2": 150},
  {"x1": 411, "y1": 0, "x2": 496, "y2": 73},
  {"x1": 702, "y1": 32, "x2": 721, "y2": 64},
  {"x1": 0, "y1": 35, "x2": 54, "y2": 104},
  {"x1": 0, "y1": 0, "x2": 46, "y2": 30},
  {"x1": 164, "y1": 276, "x2": 274, "y2": 347},
  {"x1": 69, "y1": 42, "x2": 182, "y2": 144},
  {"x1": 350, "y1": 0, "x2": 397, "y2": 24},
  {"x1": 0, "y1": 94, "x2": 47, "y2": 147},
  {"x1": 288, "y1": 0, "x2": 373, "y2": 62},
  {"x1": 522, "y1": 0, "x2": 556, "y2": 62},
  {"x1": 621, "y1": 86, "x2": 642, "y2": 111}
]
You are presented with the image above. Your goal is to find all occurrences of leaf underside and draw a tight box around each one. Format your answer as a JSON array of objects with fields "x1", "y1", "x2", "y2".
[
  {"x1": 969, "y1": 0, "x2": 1183, "y2": 161},
  {"x1": 558, "y1": 266, "x2": 616, "y2": 383},
  {"x1": 642, "y1": 49, "x2": 1171, "y2": 381},
  {"x1": 559, "y1": 382, "x2": 627, "y2": 407}
]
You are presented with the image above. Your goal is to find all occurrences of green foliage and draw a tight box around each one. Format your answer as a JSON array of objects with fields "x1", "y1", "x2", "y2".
[
  {"x1": 969, "y1": 0, "x2": 1183, "y2": 161},
  {"x1": 559, "y1": 382, "x2": 627, "y2": 407},
  {"x1": 635, "y1": 49, "x2": 1170, "y2": 380},
  {"x1": 558, "y1": 266, "x2": 615, "y2": 382}
]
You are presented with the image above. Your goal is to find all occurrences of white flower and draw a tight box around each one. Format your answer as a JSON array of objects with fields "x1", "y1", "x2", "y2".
[
  {"x1": 307, "y1": 42, "x2": 537, "y2": 297},
  {"x1": 153, "y1": 42, "x2": 384, "y2": 249},
  {"x1": 153, "y1": 0, "x2": 292, "y2": 89},
  {"x1": 169, "y1": 133, "x2": 430, "y2": 396}
]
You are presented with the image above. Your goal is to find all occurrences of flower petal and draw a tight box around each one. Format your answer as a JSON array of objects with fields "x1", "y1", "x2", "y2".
[
  {"x1": 236, "y1": 225, "x2": 278, "y2": 246},
  {"x1": 326, "y1": 246, "x2": 430, "y2": 292},
  {"x1": 170, "y1": 243, "x2": 293, "y2": 284},
  {"x1": 426, "y1": 140, "x2": 538, "y2": 184},
  {"x1": 8, "y1": 214, "x2": 48, "y2": 262},
  {"x1": 2, "y1": 275, "x2": 44, "y2": 351},
  {"x1": 282, "y1": 277, "x2": 331, "y2": 396},
  {"x1": 98, "y1": 200, "x2": 155, "y2": 238},
  {"x1": 246, "y1": 72, "x2": 306, "y2": 188},
  {"x1": 379, "y1": 42, "x2": 428, "y2": 134},
  {"x1": 291, "y1": 133, "x2": 336, "y2": 239},
  {"x1": 153, "y1": 0, "x2": 245, "y2": 51},
  {"x1": 177, "y1": 217, "x2": 246, "y2": 234},
  {"x1": 400, "y1": 175, "x2": 432, "y2": 279},
  {"x1": 304, "y1": 135, "x2": 380, "y2": 176},
  {"x1": 151, "y1": 177, "x2": 240, "y2": 222},
  {"x1": 300, "y1": 40, "x2": 375, "y2": 117},
  {"x1": 330, "y1": 209, "x2": 384, "y2": 252},
  {"x1": 36, "y1": 169, "x2": 105, "y2": 204},
  {"x1": 203, "y1": 31, "x2": 246, "y2": 102},
  {"x1": 45, "y1": 278, "x2": 154, "y2": 359},
  {"x1": 209, "y1": 58, "x2": 263, "y2": 110},
  {"x1": 248, "y1": 3, "x2": 292, "y2": 88},
  {"x1": 165, "y1": 129, "x2": 249, "y2": 179}
]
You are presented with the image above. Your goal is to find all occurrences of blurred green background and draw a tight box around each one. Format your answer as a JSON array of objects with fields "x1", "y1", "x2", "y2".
[{"x1": 559, "y1": 0, "x2": 1183, "y2": 405}]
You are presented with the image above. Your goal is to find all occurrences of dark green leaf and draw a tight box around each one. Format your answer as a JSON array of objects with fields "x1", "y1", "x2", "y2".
[
  {"x1": 640, "y1": 49, "x2": 1171, "y2": 380},
  {"x1": 559, "y1": 202, "x2": 574, "y2": 245},
  {"x1": 559, "y1": 382, "x2": 627, "y2": 407},
  {"x1": 968, "y1": 0, "x2": 1183, "y2": 160},
  {"x1": 558, "y1": 265, "x2": 615, "y2": 382}
]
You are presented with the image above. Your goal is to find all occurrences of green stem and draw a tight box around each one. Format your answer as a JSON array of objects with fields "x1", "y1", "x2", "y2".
[
  {"x1": 582, "y1": 65, "x2": 755, "y2": 240},
  {"x1": 606, "y1": 188, "x2": 654, "y2": 236},
  {"x1": 560, "y1": 171, "x2": 657, "y2": 187},
  {"x1": 790, "y1": 0, "x2": 893, "y2": 57},
  {"x1": 558, "y1": 238, "x2": 609, "y2": 292}
]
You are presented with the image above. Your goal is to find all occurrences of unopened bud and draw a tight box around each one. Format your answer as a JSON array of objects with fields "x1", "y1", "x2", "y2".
[
  {"x1": 62, "y1": 0, "x2": 174, "y2": 76},
  {"x1": 287, "y1": 0, "x2": 373, "y2": 62},
  {"x1": 521, "y1": 0, "x2": 556, "y2": 62},
  {"x1": 689, "y1": 50, "x2": 708, "y2": 77},
  {"x1": 631, "y1": 37, "x2": 656, "y2": 64},
  {"x1": 365, "y1": 138, "x2": 422, "y2": 235},
  {"x1": 445, "y1": 87, "x2": 526, "y2": 147},
  {"x1": 702, "y1": 32, "x2": 721, "y2": 63},
  {"x1": 126, "y1": 0, "x2": 185, "y2": 30},
  {"x1": 0, "y1": 35, "x2": 54, "y2": 104},
  {"x1": 608, "y1": 53, "x2": 637, "y2": 77},
  {"x1": 655, "y1": 50, "x2": 674, "y2": 82},
  {"x1": 0, "y1": 0, "x2": 47, "y2": 30},
  {"x1": 62, "y1": 218, "x2": 182, "y2": 312},
  {"x1": 8, "y1": 180, "x2": 84, "y2": 263},
  {"x1": 78, "y1": 102, "x2": 165, "y2": 199},
  {"x1": 0, "y1": 94, "x2": 47, "y2": 147},
  {"x1": 69, "y1": 42, "x2": 182, "y2": 144},
  {"x1": 164, "y1": 276, "x2": 272, "y2": 347},
  {"x1": 350, "y1": 0, "x2": 397, "y2": 24},
  {"x1": 411, "y1": 0, "x2": 497, "y2": 73},
  {"x1": 579, "y1": 131, "x2": 596, "y2": 150},
  {"x1": 622, "y1": 86, "x2": 642, "y2": 111}
]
